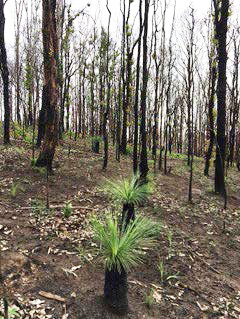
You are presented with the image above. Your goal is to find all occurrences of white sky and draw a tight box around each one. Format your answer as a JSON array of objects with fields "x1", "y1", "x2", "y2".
[
  {"x1": 4, "y1": 0, "x2": 240, "y2": 66},
  {"x1": 4, "y1": 0, "x2": 211, "y2": 49}
]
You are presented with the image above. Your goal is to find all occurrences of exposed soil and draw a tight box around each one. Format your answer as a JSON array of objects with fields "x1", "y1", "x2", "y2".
[{"x1": 0, "y1": 138, "x2": 240, "y2": 319}]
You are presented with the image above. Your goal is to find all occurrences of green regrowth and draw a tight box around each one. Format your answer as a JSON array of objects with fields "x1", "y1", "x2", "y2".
[
  {"x1": 91, "y1": 213, "x2": 161, "y2": 273},
  {"x1": 102, "y1": 174, "x2": 152, "y2": 205}
]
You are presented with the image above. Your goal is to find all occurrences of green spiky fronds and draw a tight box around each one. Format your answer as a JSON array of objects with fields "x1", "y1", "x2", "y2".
[
  {"x1": 102, "y1": 174, "x2": 152, "y2": 205},
  {"x1": 91, "y1": 213, "x2": 161, "y2": 273}
]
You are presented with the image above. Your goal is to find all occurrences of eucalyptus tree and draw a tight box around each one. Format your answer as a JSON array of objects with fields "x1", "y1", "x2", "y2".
[
  {"x1": 121, "y1": 0, "x2": 140, "y2": 157},
  {"x1": 185, "y1": 7, "x2": 195, "y2": 202},
  {"x1": 212, "y1": 0, "x2": 230, "y2": 196},
  {"x1": 0, "y1": 0, "x2": 10, "y2": 144},
  {"x1": 89, "y1": 28, "x2": 97, "y2": 138},
  {"x1": 158, "y1": 0, "x2": 167, "y2": 170},
  {"x1": 23, "y1": 0, "x2": 42, "y2": 130},
  {"x1": 102, "y1": 0, "x2": 111, "y2": 170},
  {"x1": 139, "y1": 0, "x2": 150, "y2": 182},
  {"x1": 59, "y1": 5, "x2": 80, "y2": 137},
  {"x1": 227, "y1": 30, "x2": 240, "y2": 167},
  {"x1": 120, "y1": 0, "x2": 127, "y2": 154},
  {"x1": 152, "y1": 0, "x2": 161, "y2": 172},
  {"x1": 116, "y1": 60, "x2": 122, "y2": 162},
  {"x1": 14, "y1": 0, "x2": 24, "y2": 124},
  {"x1": 204, "y1": 45, "x2": 217, "y2": 176},
  {"x1": 133, "y1": 0, "x2": 143, "y2": 173},
  {"x1": 152, "y1": 0, "x2": 167, "y2": 172},
  {"x1": 163, "y1": 2, "x2": 175, "y2": 175},
  {"x1": 99, "y1": 28, "x2": 107, "y2": 136},
  {"x1": 179, "y1": 7, "x2": 195, "y2": 169},
  {"x1": 35, "y1": 0, "x2": 59, "y2": 172}
]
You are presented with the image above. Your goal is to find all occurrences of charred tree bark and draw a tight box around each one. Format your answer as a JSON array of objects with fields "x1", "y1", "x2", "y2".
[
  {"x1": 133, "y1": 0, "x2": 142, "y2": 174},
  {"x1": 139, "y1": 0, "x2": 150, "y2": 183},
  {"x1": 0, "y1": 0, "x2": 10, "y2": 144},
  {"x1": 213, "y1": 0, "x2": 229, "y2": 195},
  {"x1": 35, "y1": 0, "x2": 59, "y2": 172},
  {"x1": 152, "y1": 0, "x2": 161, "y2": 172},
  {"x1": 120, "y1": 0, "x2": 127, "y2": 155},
  {"x1": 116, "y1": 72, "x2": 121, "y2": 162}
]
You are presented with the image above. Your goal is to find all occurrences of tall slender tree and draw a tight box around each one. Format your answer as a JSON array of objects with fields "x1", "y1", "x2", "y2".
[
  {"x1": 212, "y1": 0, "x2": 230, "y2": 195},
  {"x1": 102, "y1": 1, "x2": 111, "y2": 170},
  {"x1": 14, "y1": 0, "x2": 24, "y2": 125},
  {"x1": 139, "y1": 0, "x2": 150, "y2": 182},
  {"x1": 227, "y1": 31, "x2": 239, "y2": 167},
  {"x1": 133, "y1": 0, "x2": 143, "y2": 174},
  {"x1": 204, "y1": 52, "x2": 217, "y2": 176},
  {"x1": 0, "y1": 0, "x2": 10, "y2": 144}
]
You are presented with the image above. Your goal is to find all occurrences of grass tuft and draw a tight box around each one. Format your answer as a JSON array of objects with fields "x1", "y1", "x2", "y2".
[
  {"x1": 91, "y1": 213, "x2": 161, "y2": 273},
  {"x1": 102, "y1": 174, "x2": 152, "y2": 206}
]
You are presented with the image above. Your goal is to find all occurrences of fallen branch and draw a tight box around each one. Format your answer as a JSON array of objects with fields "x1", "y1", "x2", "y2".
[
  {"x1": 13, "y1": 205, "x2": 93, "y2": 211},
  {"x1": 38, "y1": 291, "x2": 65, "y2": 303}
]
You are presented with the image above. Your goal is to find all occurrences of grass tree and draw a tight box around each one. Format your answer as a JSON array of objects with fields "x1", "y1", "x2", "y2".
[
  {"x1": 103, "y1": 175, "x2": 152, "y2": 227},
  {"x1": 91, "y1": 213, "x2": 160, "y2": 314}
]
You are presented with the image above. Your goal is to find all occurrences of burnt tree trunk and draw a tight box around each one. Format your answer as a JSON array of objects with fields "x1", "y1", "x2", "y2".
[
  {"x1": 139, "y1": 0, "x2": 150, "y2": 183},
  {"x1": 133, "y1": 0, "x2": 142, "y2": 173},
  {"x1": 116, "y1": 72, "x2": 121, "y2": 162},
  {"x1": 0, "y1": 0, "x2": 10, "y2": 144},
  {"x1": 35, "y1": 0, "x2": 59, "y2": 171},
  {"x1": 213, "y1": 0, "x2": 229, "y2": 195},
  {"x1": 120, "y1": 0, "x2": 127, "y2": 155}
]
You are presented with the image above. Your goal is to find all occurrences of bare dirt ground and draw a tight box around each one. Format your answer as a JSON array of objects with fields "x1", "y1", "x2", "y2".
[{"x1": 0, "y1": 138, "x2": 240, "y2": 319}]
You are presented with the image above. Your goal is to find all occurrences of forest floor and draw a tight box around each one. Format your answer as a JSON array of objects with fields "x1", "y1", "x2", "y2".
[{"x1": 0, "y1": 137, "x2": 240, "y2": 319}]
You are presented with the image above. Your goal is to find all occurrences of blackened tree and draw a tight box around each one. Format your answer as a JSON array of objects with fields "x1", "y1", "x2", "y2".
[
  {"x1": 212, "y1": 0, "x2": 230, "y2": 195},
  {"x1": 0, "y1": 0, "x2": 10, "y2": 144},
  {"x1": 139, "y1": 0, "x2": 150, "y2": 183},
  {"x1": 35, "y1": 0, "x2": 59, "y2": 171}
]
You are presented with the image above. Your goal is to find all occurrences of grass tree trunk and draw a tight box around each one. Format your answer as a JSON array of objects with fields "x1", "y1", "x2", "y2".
[
  {"x1": 121, "y1": 202, "x2": 135, "y2": 228},
  {"x1": 104, "y1": 265, "x2": 128, "y2": 314},
  {"x1": 0, "y1": 0, "x2": 10, "y2": 145},
  {"x1": 35, "y1": 0, "x2": 59, "y2": 172}
]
